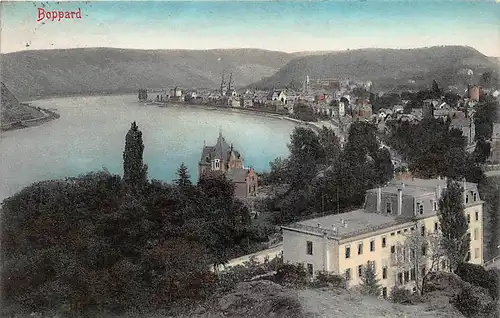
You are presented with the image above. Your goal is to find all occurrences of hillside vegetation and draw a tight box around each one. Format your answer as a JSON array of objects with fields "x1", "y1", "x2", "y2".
[
  {"x1": 0, "y1": 82, "x2": 43, "y2": 124},
  {"x1": 0, "y1": 48, "x2": 296, "y2": 99},
  {"x1": 251, "y1": 46, "x2": 500, "y2": 91}
]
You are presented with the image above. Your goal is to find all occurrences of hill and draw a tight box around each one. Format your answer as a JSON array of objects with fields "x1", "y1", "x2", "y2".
[
  {"x1": 250, "y1": 46, "x2": 500, "y2": 92},
  {"x1": 0, "y1": 48, "x2": 297, "y2": 100},
  {"x1": 0, "y1": 82, "x2": 43, "y2": 124}
]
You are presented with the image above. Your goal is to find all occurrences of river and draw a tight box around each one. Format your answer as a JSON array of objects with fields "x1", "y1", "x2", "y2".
[{"x1": 0, "y1": 94, "x2": 296, "y2": 202}]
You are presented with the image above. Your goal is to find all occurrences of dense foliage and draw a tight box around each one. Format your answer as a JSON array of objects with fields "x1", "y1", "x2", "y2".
[
  {"x1": 438, "y1": 179, "x2": 470, "y2": 272},
  {"x1": 266, "y1": 122, "x2": 393, "y2": 224},
  {"x1": 0, "y1": 123, "x2": 271, "y2": 316},
  {"x1": 478, "y1": 176, "x2": 500, "y2": 262},
  {"x1": 387, "y1": 116, "x2": 484, "y2": 183}
]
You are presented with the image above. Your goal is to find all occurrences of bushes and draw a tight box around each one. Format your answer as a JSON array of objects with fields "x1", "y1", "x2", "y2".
[
  {"x1": 273, "y1": 264, "x2": 308, "y2": 287},
  {"x1": 455, "y1": 262, "x2": 499, "y2": 299},
  {"x1": 311, "y1": 271, "x2": 346, "y2": 289},
  {"x1": 390, "y1": 286, "x2": 420, "y2": 305},
  {"x1": 451, "y1": 286, "x2": 480, "y2": 317}
]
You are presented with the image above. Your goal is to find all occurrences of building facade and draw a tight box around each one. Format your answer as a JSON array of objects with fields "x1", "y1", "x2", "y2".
[
  {"x1": 490, "y1": 123, "x2": 500, "y2": 164},
  {"x1": 282, "y1": 177, "x2": 484, "y2": 297},
  {"x1": 198, "y1": 132, "x2": 258, "y2": 198}
]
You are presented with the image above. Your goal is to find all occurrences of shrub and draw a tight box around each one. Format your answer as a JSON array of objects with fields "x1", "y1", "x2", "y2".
[
  {"x1": 456, "y1": 262, "x2": 499, "y2": 299},
  {"x1": 311, "y1": 271, "x2": 346, "y2": 289},
  {"x1": 390, "y1": 286, "x2": 418, "y2": 304},
  {"x1": 451, "y1": 286, "x2": 481, "y2": 317},
  {"x1": 273, "y1": 264, "x2": 308, "y2": 287}
]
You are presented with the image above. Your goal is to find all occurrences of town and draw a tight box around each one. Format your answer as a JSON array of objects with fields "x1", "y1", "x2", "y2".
[{"x1": 2, "y1": 1, "x2": 500, "y2": 316}]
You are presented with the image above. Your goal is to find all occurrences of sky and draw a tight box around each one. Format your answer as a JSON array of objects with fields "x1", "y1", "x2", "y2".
[{"x1": 1, "y1": 0, "x2": 500, "y2": 56}]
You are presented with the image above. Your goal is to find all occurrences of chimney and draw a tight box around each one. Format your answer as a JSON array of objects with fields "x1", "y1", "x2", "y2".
[
  {"x1": 376, "y1": 187, "x2": 382, "y2": 213},
  {"x1": 436, "y1": 184, "x2": 442, "y2": 200},
  {"x1": 344, "y1": 221, "x2": 348, "y2": 228},
  {"x1": 317, "y1": 223, "x2": 321, "y2": 228},
  {"x1": 398, "y1": 188, "x2": 403, "y2": 216},
  {"x1": 332, "y1": 226, "x2": 337, "y2": 234}
]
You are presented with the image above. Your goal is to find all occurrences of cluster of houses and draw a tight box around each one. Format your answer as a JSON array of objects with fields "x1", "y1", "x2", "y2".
[
  {"x1": 140, "y1": 80, "x2": 499, "y2": 163},
  {"x1": 137, "y1": 76, "x2": 372, "y2": 116}
]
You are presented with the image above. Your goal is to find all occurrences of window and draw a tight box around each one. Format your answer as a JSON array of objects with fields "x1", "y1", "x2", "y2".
[
  {"x1": 434, "y1": 222, "x2": 439, "y2": 233},
  {"x1": 214, "y1": 159, "x2": 220, "y2": 169},
  {"x1": 382, "y1": 266, "x2": 388, "y2": 279},
  {"x1": 421, "y1": 225, "x2": 426, "y2": 237},
  {"x1": 391, "y1": 245, "x2": 395, "y2": 254},
  {"x1": 397, "y1": 272, "x2": 403, "y2": 285},
  {"x1": 475, "y1": 248, "x2": 480, "y2": 259},
  {"x1": 370, "y1": 240, "x2": 375, "y2": 252},
  {"x1": 475, "y1": 211, "x2": 479, "y2": 221},
  {"x1": 418, "y1": 203, "x2": 424, "y2": 215},
  {"x1": 410, "y1": 227, "x2": 415, "y2": 231},
  {"x1": 473, "y1": 192, "x2": 477, "y2": 201},
  {"x1": 358, "y1": 243, "x2": 363, "y2": 255},
  {"x1": 467, "y1": 214, "x2": 471, "y2": 224},
  {"x1": 345, "y1": 268, "x2": 352, "y2": 281},
  {"x1": 466, "y1": 194, "x2": 469, "y2": 204},
  {"x1": 397, "y1": 230, "x2": 401, "y2": 235},
  {"x1": 358, "y1": 265, "x2": 363, "y2": 277},
  {"x1": 306, "y1": 241, "x2": 313, "y2": 255},
  {"x1": 390, "y1": 232, "x2": 395, "y2": 236},
  {"x1": 307, "y1": 263, "x2": 313, "y2": 275},
  {"x1": 474, "y1": 228, "x2": 479, "y2": 241},
  {"x1": 382, "y1": 287, "x2": 388, "y2": 299},
  {"x1": 404, "y1": 271, "x2": 410, "y2": 283},
  {"x1": 386, "y1": 201, "x2": 392, "y2": 214},
  {"x1": 441, "y1": 260, "x2": 446, "y2": 270},
  {"x1": 382, "y1": 236, "x2": 387, "y2": 248},
  {"x1": 404, "y1": 229, "x2": 408, "y2": 233},
  {"x1": 345, "y1": 246, "x2": 351, "y2": 259},
  {"x1": 432, "y1": 200, "x2": 437, "y2": 211},
  {"x1": 466, "y1": 251, "x2": 471, "y2": 262},
  {"x1": 410, "y1": 268, "x2": 416, "y2": 280},
  {"x1": 421, "y1": 245, "x2": 427, "y2": 256}
]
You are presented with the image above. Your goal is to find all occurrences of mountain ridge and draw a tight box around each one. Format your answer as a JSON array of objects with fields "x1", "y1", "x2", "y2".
[
  {"x1": 1, "y1": 46, "x2": 499, "y2": 100},
  {"x1": 250, "y1": 45, "x2": 500, "y2": 92}
]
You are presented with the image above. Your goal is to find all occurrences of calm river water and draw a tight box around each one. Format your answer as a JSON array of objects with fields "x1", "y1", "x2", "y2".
[{"x1": 0, "y1": 94, "x2": 296, "y2": 201}]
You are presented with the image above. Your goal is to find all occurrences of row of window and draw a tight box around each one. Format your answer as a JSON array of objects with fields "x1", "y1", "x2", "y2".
[{"x1": 306, "y1": 225, "x2": 480, "y2": 259}]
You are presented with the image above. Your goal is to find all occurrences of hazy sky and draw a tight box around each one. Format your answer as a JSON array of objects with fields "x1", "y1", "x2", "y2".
[{"x1": 1, "y1": 0, "x2": 500, "y2": 56}]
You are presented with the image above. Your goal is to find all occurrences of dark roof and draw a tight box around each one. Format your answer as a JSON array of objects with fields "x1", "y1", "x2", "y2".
[
  {"x1": 214, "y1": 132, "x2": 230, "y2": 160},
  {"x1": 200, "y1": 146, "x2": 215, "y2": 163},
  {"x1": 226, "y1": 168, "x2": 249, "y2": 183}
]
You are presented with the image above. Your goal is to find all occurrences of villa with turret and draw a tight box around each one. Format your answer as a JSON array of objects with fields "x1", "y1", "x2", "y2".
[{"x1": 198, "y1": 132, "x2": 258, "y2": 198}]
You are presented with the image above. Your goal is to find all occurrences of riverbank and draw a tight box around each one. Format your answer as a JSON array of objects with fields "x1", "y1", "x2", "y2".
[
  {"x1": 1, "y1": 105, "x2": 60, "y2": 132},
  {"x1": 153, "y1": 101, "x2": 341, "y2": 134}
]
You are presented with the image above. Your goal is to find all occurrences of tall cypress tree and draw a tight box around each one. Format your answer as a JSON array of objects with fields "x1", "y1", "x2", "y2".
[
  {"x1": 123, "y1": 122, "x2": 148, "y2": 187},
  {"x1": 438, "y1": 179, "x2": 470, "y2": 272}
]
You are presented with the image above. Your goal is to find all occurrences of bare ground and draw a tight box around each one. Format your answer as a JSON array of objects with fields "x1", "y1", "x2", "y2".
[{"x1": 297, "y1": 288, "x2": 462, "y2": 318}]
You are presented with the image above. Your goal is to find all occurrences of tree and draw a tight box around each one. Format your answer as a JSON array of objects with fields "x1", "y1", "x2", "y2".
[
  {"x1": 394, "y1": 231, "x2": 445, "y2": 295},
  {"x1": 431, "y1": 80, "x2": 441, "y2": 98},
  {"x1": 123, "y1": 122, "x2": 148, "y2": 188},
  {"x1": 317, "y1": 126, "x2": 341, "y2": 165},
  {"x1": 174, "y1": 162, "x2": 192, "y2": 188},
  {"x1": 438, "y1": 179, "x2": 470, "y2": 272},
  {"x1": 475, "y1": 96, "x2": 499, "y2": 141},
  {"x1": 360, "y1": 262, "x2": 382, "y2": 296},
  {"x1": 287, "y1": 127, "x2": 324, "y2": 188},
  {"x1": 266, "y1": 157, "x2": 290, "y2": 185}
]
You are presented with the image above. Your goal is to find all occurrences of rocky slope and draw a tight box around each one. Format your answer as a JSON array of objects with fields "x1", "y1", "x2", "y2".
[{"x1": 0, "y1": 82, "x2": 43, "y2": 124}]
